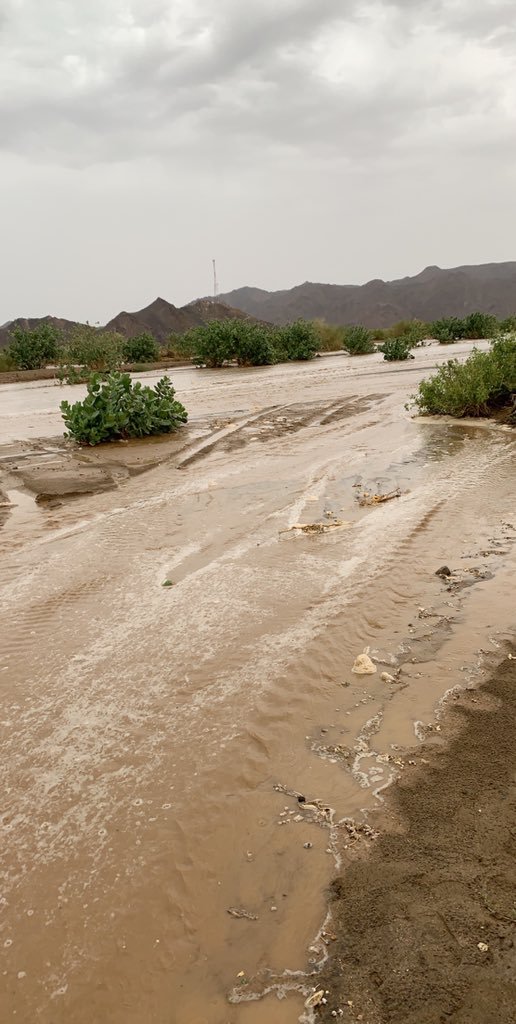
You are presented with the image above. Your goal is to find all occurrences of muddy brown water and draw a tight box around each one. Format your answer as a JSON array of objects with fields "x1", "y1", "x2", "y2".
[{"x1": 0, "y1": 347, "x2": 514, "y2": 1023}]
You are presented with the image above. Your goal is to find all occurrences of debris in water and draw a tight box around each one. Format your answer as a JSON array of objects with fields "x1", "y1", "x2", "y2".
[
  {"x1": 162, "y1": 579, "x2": 174, "y2": 587},
  {"x1": 477, "y1": 942, "x2": 489, "y2": 952},
  {"x1": 357, "y1": 488, "x2": 401, "y2": 507},
  {"x1": 303, "y1": 842, "x2": 313, "y2": 849},
  {"x1": 281, "y1": 520, "x2": 350, "y2": 535},
  {"x1": 305, "y1": 990, "x2": 325, "y2": 1009},
  {"x1": 352, "y1": 651, "x2": 377, "y2": 675},
  {"x1": 227, "y1": 908, "x2": 258, "y2": 921},
  {"x1": 435, "y1": 565, "x2": 452, "y2": 578},
  {"x1": 381, "y1": 671, "x2": 398, "y2": 683}
]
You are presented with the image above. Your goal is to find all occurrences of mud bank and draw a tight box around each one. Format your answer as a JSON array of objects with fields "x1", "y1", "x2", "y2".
[{"x1": 315, "y1": 649, "x2": 516, "y2": 1024}]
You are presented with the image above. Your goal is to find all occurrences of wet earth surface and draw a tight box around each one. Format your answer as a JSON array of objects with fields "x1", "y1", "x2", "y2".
[{"x1": 0, "y1": 345, "x2": 515, "y2": 1023}]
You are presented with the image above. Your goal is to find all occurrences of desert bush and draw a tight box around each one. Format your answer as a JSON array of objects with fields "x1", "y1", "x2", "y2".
[
  {"x1": 61, "y1": 372, "x2": 188, "y2": 445},
  {"x1": 187, "y1": 320, "x2": 242, "y2": 367},
  {"x1": 499, "y1": 314, "x2": 516, "y2": 334},
  {"x1": 273, "y1": 320, "x2": 319, "y2": 361},
  {"x1": 232, "y1": 323, "x2": 278, "y2": 366},
  {"x1": 343, "y1": 325, "x2": 375, "y2": 355},
  {"x1": 371, "y1": 328, "x2": 387, "y2": 342},
  {"x1": 402, "y1": 320, "x2": 428, "y2": 346},
  {"x1": 7, "y1": 323, "x2": 62, "y2": 369},
  {"x1": 122, "y1": 333, "x2": 159, "y2": 363},
  {"x1": 312, "y1": 319, "x2": 347, "y2": 351},
  {"x1": 462, "y1": 311, "x2": 498, "y2": 339},
  {"x1": 430, "y1": 317, "x2": 467, "y2": 343},
  {"x1": 412, "y1": 336, "x2": 516, "y2": 418},
  {"x1": 64, "y1": 324, "x2": 124, "y2": 371},
  {"x1": 0, "y1": 350, "x2": 16, "y2": 372},
  {"x1": 380, "y1": 337, "x2": 415, "y2": 361}
]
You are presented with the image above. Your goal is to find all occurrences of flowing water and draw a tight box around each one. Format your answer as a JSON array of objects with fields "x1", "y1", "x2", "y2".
[{"x1": 0, "y1": 347, "x2": 514, "y2": 1023}]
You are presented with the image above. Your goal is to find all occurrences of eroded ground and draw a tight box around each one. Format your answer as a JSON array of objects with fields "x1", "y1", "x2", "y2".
[{"x1": 0, "y1": 345, "x2": 514, "y2": 1024}]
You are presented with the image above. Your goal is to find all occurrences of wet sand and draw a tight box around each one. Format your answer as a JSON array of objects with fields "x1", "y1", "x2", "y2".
[
  {"x1": 316, "y1": 649, "x2": 516, "y2": 1024},
  {"x1": 0, "y1": 346, "x2": 514, "y2": 1024}
]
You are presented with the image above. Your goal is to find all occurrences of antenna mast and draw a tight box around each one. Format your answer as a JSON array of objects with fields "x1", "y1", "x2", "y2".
[{"x1": 212, "y1": 258, "x2": 218, "y2": 302}]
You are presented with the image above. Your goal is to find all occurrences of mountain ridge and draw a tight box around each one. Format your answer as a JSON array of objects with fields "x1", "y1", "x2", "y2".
[{"x1": 216, "y1": 261, "x2": 516, "y2": 327}]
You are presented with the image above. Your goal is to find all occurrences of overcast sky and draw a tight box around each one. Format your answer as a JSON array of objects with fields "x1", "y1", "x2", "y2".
[{"x1": 1, "y1": 0, "x2": 515, "y2": 324}]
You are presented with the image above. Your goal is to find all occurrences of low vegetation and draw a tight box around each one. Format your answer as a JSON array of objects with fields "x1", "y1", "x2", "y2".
[
  {"x1": 412, "y1": 337, "x2": 516, "y2": 419},
  {"x1": 7, "y1": 323, "x2": 61, "y2": 369},
  {"x1": 122, "y1": 332, "x2": 160, "y2": 364},
  {"x1": 342, "y1": 325, "x2": 375, "y2": 355},
  {"x1": 61, "y1": 372, "x2": 188, "y2": 445},
  {"x1": 380, "y1": 337, "x2": 415, "y2": 361}
]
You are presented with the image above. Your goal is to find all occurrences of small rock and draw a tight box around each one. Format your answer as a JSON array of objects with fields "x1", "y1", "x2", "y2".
[
  {"x1": 303, "y1": 842, "x2": 313, "y2": 849},
  {"x1": 478, "y1": 942, "x2": 489, "y2": 952},
  {"x1": 435, "y1": 565, "x2": 451, "y2": 578}
]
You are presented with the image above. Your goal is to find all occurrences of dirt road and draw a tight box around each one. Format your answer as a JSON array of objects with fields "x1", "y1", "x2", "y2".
[{"x1": 0, "y1": 347, "x2": 514, "y2": 1023}]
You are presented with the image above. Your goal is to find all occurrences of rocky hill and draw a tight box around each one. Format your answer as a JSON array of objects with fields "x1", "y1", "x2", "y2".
[
  {"x1": 217, "y1": 262, "x2": 516, "y2": 327},
  {"x1": 0, "y1": 298, "x2": 255, "y2": 349}
]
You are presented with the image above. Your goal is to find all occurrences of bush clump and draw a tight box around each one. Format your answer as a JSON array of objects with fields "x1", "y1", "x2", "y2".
[
  {"x1": 312, "y1": 320, "x2": 347, "y2": 351},
  {"x1": 273, "y1": 320, "x2": 319, "y2": 361},
  {"x1": 61, "y1": 372, "x2": 188, "y2": 445},
  {"x1": 343, "y1": 325, "x2": 376, "y2": 355},
  {"x1": 64, "y1": 325, "x2": 124, "y2": 371},
  {"x1": 380, "y1": 337, "x2": 415, "y2": 361},
  {"x1": 412, "y1": 337, "x2": 516, "y2": 418},
  {"x1": 7, "y1": 323, "x2": 62, "y2": 369},
  {"x1": 0, "y1": 350, "x2": 16, "y2": 372},
  {"x1": 122, "y1": 333, "x2": 160, "y2": 364}
]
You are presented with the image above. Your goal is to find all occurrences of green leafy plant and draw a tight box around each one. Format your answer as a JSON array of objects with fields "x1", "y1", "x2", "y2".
[
  {"x1": 343, "y1": 325, "x2": 376, "y2": 355},
  {"x1": 411, "y1": 337, "x2": 516, "y2": 418},
  {"x1": 273, "y1": 320, "x2": 319, "y2": 361},
  {"x1": 232, "y1": 323, "x2": 278, "y2": 366},
  {"x1": 0, "y1": 350, "x2": 16, "y2": 372},
  {"x1": 380, "y1": 337, "x2": 415, "y2": 361},
  {"x1": 122, "y1": 333, "x2": 160, "y2": 363},
  {"x1": 431, "y1": 317, "x2": 466, "y2": 343},
  {"x1": 7, "y1": 323, "x2": 62, "y2": 369},
  {"x1": 64, "y1": 324, "x2": 124, "y2": 371},
  {"x1": 462, "y1": 311, "x2": 498, "y2": 339},
  {"x1": 61, "y1": 372, "x2": 188, "y2": 445}
]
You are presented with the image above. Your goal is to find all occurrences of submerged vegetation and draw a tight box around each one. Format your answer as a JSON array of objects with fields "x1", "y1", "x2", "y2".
[
  {"x1": 61, "y1": 372, "x2": 188, "y2": 445},
  {"x1": 413, "y1": 337, "x2": 516, "y2": 420}
]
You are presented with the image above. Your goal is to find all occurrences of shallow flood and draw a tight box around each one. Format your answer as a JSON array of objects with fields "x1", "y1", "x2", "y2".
[{"x1": 0, "y1": 346, "x2": 514, "y2": 1023}]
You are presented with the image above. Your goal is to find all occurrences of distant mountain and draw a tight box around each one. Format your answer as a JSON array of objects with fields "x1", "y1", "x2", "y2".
[
  {"x1": 216, "y1": 262, "x2": 516, "y2": 327},
  {"x1": 0, "y1": 298, "x2": 258, "y2": 349},
  {"x1": 0, "y1": 315, "x2": 78, "y2": 351},
  {"x1": 104, "y1": 296, "x2": 254, "y2": 341}
]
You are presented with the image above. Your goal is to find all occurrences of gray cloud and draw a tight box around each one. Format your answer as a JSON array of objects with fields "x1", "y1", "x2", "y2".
[{"x1": 1, "y1": 1, "x2": 515, "y2": 322}]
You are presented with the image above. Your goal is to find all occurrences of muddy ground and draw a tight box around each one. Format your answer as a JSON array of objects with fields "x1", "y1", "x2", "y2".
[
  {"x1": 1, "y1": 345, "x2": 515, "y2": 1024},
  {"x1": 315, "y1": 650, "x2": 516, "y2": 1024}
]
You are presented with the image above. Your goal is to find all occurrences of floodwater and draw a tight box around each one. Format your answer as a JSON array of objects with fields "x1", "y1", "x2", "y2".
[{"x1": 0, "y1": 346, "x2": 514, "y2": 1023}]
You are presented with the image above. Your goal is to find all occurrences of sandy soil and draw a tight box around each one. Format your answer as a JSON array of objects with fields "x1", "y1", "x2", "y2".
[
  {"x1": 0, "y1": 345, "x2": 514, "y2": 1024},
  {"x1": 315, "y1": 650, "x2": 516, "y2": 1024}
]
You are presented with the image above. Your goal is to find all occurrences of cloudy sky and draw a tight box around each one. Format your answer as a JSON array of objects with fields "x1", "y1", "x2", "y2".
[{"x1": 1, "y1": 0, "x2": 515, "y2": 323}]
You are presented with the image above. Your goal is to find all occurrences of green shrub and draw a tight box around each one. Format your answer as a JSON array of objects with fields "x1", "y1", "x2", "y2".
[
  {"x1": 312, "y1": 320, "x2": 347, "y2": 351},
  {"x1": 462, "y1": 311, "x2": 498, "y2": 339},
  {"x1": 380, "y1": 337, "x2": 415, "y2": 361},
  {"x1": 7, "y1": 323, "x2": 62, "y2": 369},
  {"x1": 431, "y1": 317, "x2": 466, "y2": 343},
  {"x1": 122, "y1": 333, "x2": 160, "y2": 363},
  {"x1": 64, "y1": 324, "x2": 124, "y2": 371},
  {"x1": 273, "y1": 320, "x2": 319, "y2": 361},
  {"x1": 188, "y1": 320, "x2": 240, "y2": 367},
  {"x1": 233, "y1": 323, "x2": 278, "y2": 366},
  {"x1": 403, "y1": 320, "x2": 428, "y2": 346},
  {"x1": 372, "y1": 328, "x2": 387, "y2": 342},
  {"x1": 61, "y1": 372, "x2": 188, "y2": 445},
  {"x1": 343, "y1": 325, "x2": 376, "y2": 355},
  {"x1": 412, "y1": 337, "x2": 516, "y2": 418},
  {"x1": 0, "y1": 350, "x2": 16, "y2": 372},
  {"x1": 499, "y1": 314, "x2": 516, "y2": 334}
]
